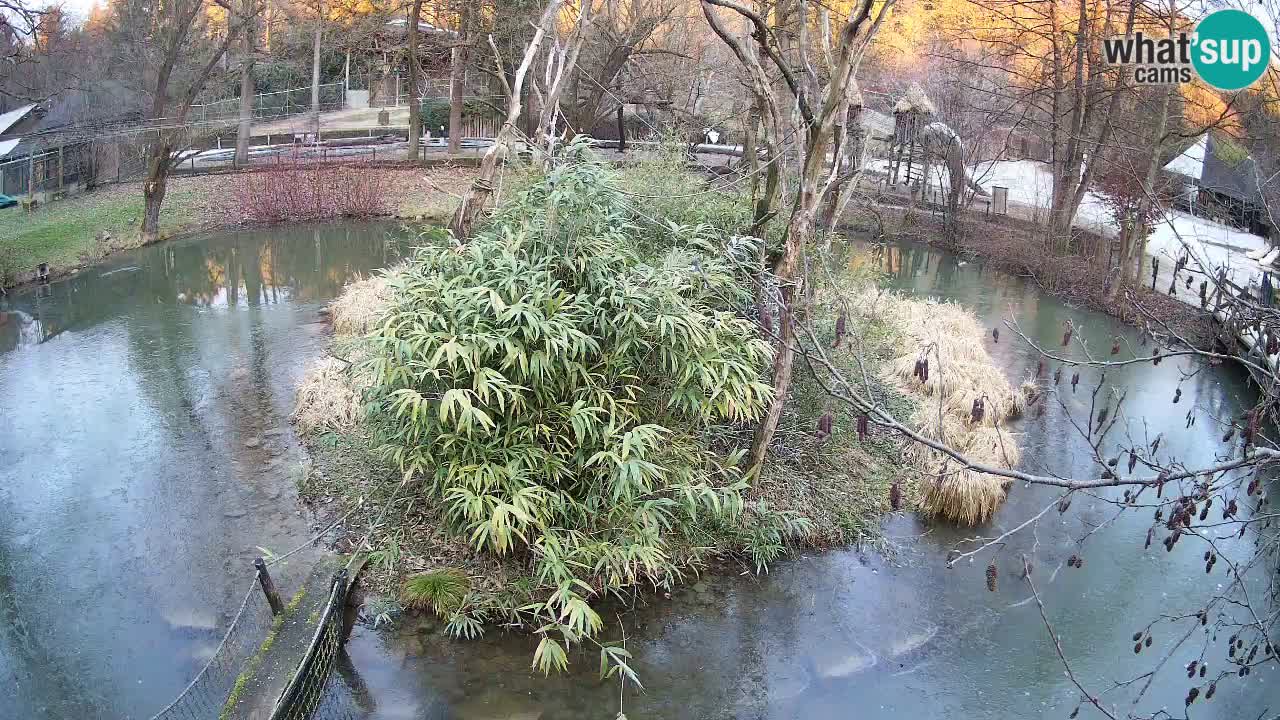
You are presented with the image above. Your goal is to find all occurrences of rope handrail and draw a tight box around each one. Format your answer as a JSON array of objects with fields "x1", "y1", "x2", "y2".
[{"x1": 146, "y1": 572, "x2": 264, "y2": 720}]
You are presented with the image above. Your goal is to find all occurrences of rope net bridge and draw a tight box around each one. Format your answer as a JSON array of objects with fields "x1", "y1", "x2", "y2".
[{"x1": 148, "y1": 558, "x2": 369, "y2": 720}]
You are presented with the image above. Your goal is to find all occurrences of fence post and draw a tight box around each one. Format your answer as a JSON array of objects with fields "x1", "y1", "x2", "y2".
[{"x1": 254, "y1": 558, "x2": 285, "y2": 615}]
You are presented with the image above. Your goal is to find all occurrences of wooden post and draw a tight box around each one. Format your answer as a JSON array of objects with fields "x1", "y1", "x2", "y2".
[
  {"x1": 616, "y1": 104, "x2": 626, "y2": 152},
  {"x1": 27, "y1": 152, "x2": 35, "y2": 199},
  {"x1": 57, "y1": 145, "x2": 64, "y2": 191},
  {"x1": 254, "y1": 557, "x2": 285, "y2": 615}
]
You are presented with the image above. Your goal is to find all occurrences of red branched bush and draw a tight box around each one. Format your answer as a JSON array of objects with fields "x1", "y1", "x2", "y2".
[{"x1": 231, "y1": 161, "x2": 391, "y2": 223}]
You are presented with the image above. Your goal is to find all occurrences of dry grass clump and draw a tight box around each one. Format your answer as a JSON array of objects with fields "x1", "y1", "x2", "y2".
[
  {"x1": 294, "y1": 267, "x2": 403, "y2": 432},
  {"x1": 856, "y1": 288, "x2": 1032, "y2": 526},
  {"x1": 329, "y1": 272, "x2": 393, "y2": 336},
  {"x1": 292, "y1": 357, "x2": 365, "y2": 433}
]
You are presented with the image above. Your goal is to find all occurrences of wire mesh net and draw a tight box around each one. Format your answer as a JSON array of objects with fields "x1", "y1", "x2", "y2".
[
  {"x1": 269, "y1": 569, "x2": 366, "y2": 720},
  {"x1": 148, "y1": 573, "x2": 276, "y2": 720},
  {"x1": 187, "y1": 84, "x2": 347, "y2": 125}
]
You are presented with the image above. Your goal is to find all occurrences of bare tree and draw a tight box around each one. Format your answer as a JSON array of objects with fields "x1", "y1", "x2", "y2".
[
  {"x1": 234, "y1": 0, "x2": 258, "y2": 164},
  {"x1": 448, "y1": 0, "x2": 564, "y2": 239},
  {"x1": 700, "y1": 0, "x2": 896, "y2": 472},
  {"x1": 108, "y1": 0, "x2": 258, "y2": 241},
  {"x1": 532, "y1": 0, "x2": 594, "y2": 154},
  {"x1": 406, "y1": 0, "x2": 425, "y2": 159}
]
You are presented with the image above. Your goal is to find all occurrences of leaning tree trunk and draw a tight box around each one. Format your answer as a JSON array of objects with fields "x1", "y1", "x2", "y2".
[
  {"x1": 141, "y1": 140, "x2": 173, "y2": 243},
  {"x1": 449, "y1": 0, "x2": 562, "y2": 239},
  {"x1": 749, "y1": 207, "x2": 815, "y2": 470}
]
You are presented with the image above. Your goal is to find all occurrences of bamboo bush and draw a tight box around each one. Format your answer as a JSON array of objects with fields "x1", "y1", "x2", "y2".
[{"x1": 361, "y1": 147, "x2": 776, "y2": 670}]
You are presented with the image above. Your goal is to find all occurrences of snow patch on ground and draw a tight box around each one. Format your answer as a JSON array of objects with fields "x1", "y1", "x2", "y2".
[
  {"x1": 866, "y1": 156, "x2": 1271, "y2": 285},
  {"x1": 1146, "y1": 210, "x2": 1269, "y2": 286},
  {"x1": 972, "y1": 160, "x2": 1271, "y2": 285}
]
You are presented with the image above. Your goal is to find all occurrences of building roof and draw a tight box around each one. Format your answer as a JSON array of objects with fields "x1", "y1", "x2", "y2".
[
  {"x1": 862, "y1": 108, "x2": 895, "y2": 138},
  {"x1": 1200, "y1": 134, "x2": 1260, "y2": 203},
  {"x1": 384, "y1": 18, "x2": 449, "y2": 34},
  {"x1": 893, "y1": 83, "x2": 936, "y2": 115},
  {"x1": 0, "y1": 103, "x2": 36, "y2": 136},
  {"x1": 1164, "y1": 134, "x2": 1261, "y2": 204},
  {"x1": 1163, "y1": 136, "x2": 1206, "y2": 179},
  {"x1": 0, "y1": 138, "x2": 19, "y2": 159}
]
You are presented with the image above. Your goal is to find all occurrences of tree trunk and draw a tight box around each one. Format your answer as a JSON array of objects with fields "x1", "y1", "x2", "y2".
[
  {"x1": 406, "y1": 0, "x2": 424, "y2": 160},
  {"x1": 235, "y1": 0, "x2": 256, "y2": 165},
  {"x1": 447, "y1": 4, "x2": 471, "y2": 155},
  {"x1": 820, "y1": 100, "x2": 865, "y2": 234},
  {"x1": 615, "y1": 104, "x2": 626, "y2": 152},
  {"x1": 141, "y1": 140, "x2": 172, "y2": 243},
  {"x1": 310, "y1": 21, "x2": 322, "y2": 137},
  {"x1": 447, "y1": 43, "x2": 465, "y2": 154},
  {"x1": 1117, "y1": 87, "x2": 1175, "y2": 293},
  {"x1": 750, "y1": 160, "x2": 781, "y2": 237},
  {"x1": 749, "y1": 208, "x2": 814, "y2": 470},
  {"x1": 943, "y1": 140, "x2": 966, "y2": 239},
  {"x1": 743, "y1": 104, "x2": 759, "y2": 197}
]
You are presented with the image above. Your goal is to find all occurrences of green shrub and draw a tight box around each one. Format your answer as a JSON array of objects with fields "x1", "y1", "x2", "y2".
[
  {"x1": 419, "y1": 97, "x2": 496, "y2": 134},
  {"x1": 402, "y1": 568, "x2": 470, "y2": 618},
  {"x1": 363, "y1": 145, "x2": 773, "y2": 668},
  {"x1": 0, "y1": 243, "x2": 17, "y2": 288}
]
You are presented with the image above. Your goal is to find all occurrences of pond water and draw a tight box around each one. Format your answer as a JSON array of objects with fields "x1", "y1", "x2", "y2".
[
  {"x1": 2, "y1": 226, "x2": 1275, "y2": 720},
  {"x1": 335, "y1": 239, "x2": 1279, "y2": 719},
  {"x1": 0, "y1": 222, "x2": 406, "y2": 718}
]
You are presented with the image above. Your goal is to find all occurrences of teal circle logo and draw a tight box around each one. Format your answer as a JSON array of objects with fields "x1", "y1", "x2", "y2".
[{"x1": 1192, "y1": 9, "x2": 1270, "y2": 91}]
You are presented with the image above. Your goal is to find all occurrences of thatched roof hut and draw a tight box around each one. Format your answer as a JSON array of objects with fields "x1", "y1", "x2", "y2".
[{"x1": 893, "y1": 83, "x2": 937, "y2": 116}]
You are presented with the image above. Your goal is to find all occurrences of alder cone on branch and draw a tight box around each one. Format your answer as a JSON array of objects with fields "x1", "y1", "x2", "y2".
[
  {"x1": 815, "y1": 412, "x2": 833, "y2": 440},
  {"x1": 985, "y1": 562, "x2": 998, "y2": 591}
]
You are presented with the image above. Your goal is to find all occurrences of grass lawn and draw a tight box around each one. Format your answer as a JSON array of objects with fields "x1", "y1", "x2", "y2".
[
  {"x1": 0, "y1": 166, "x2": 473, "y2": 288},
  {"x1": 0, "y1": 182, "x2": 205, "y2": 285}
]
